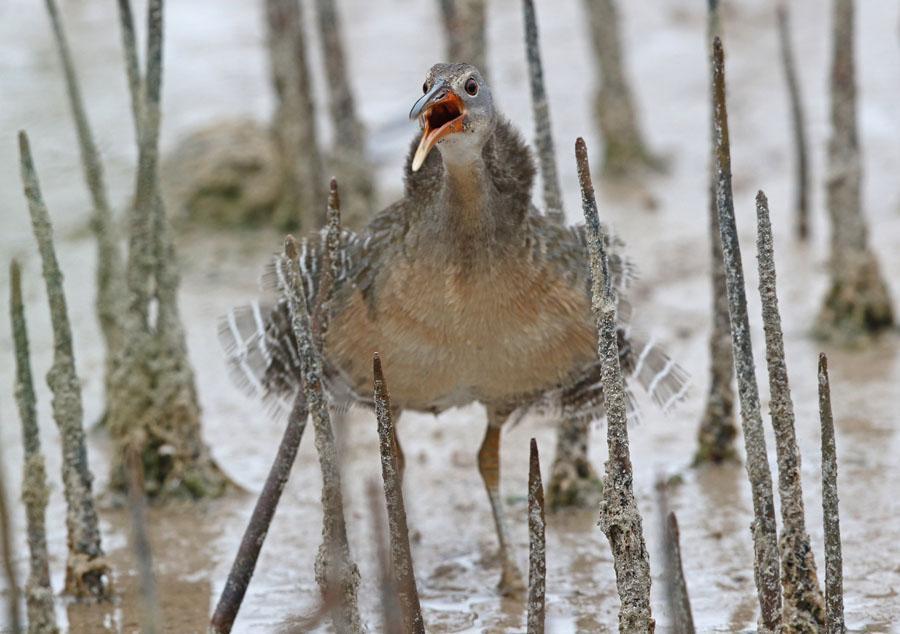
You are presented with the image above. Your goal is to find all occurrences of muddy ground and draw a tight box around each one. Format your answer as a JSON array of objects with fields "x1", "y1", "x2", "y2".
[{"x1": 1, "y1": 0, "x2": 899, "y2": 631}]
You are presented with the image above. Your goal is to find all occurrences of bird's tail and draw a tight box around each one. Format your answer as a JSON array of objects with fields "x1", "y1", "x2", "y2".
[
  {"x1": 620, "y1": 333, "x2": 690, "y2": 414},
  {"x1": 219, "y1": 298, "x2": 301, "y2": 418},
  {"x1": 512, "y1": 329, "x2": 689, "y2": 426}
]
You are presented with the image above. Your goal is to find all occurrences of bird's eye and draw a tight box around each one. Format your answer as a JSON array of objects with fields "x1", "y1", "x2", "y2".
[
  {"x1": 465, "y1": 77, "x2": 478, "y2": 96},
  {"x1": 422, "y1": 82, "x2": 429, "y2": 94}
]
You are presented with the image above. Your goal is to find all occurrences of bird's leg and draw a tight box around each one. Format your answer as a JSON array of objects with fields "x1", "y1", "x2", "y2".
[{"x1": 477, "y1": 406, "x2": 525, "y2": 596}]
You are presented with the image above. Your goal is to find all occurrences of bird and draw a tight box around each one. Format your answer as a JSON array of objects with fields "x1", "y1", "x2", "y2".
[{"x1": 220, "y1": 62, "x2": 687, "y2": 595}]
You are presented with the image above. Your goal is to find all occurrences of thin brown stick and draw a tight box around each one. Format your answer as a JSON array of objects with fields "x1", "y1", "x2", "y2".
[
  {"x1": 710, "y1": 38, "x2": 782, "y2": 631},
  {"x1": 10, "y1": 260, "x2": 59, "y2": 633},
  {"x1": 19, "y1": 131, "x2": 110, "y2": 600},
  {"x1": 576, "y1": 137, "x2": 653, "y2": 632},
  {"x1": 209, "y1": 396, "x2": 309, "y2": 634},
  {"x1": 776, "y1": 2, "x2": 811, "y2": 241},
  {"x1": 695, "y1": 0, "x2": 738, "y2": 466},
  {"x1": 756, "y1": 191, "x2": 825, "y2": 628},
  {"x1": 0, "y1": 444, "x2": 22, "y2": 633},
  {"x1": 373, "y1": 354, "x2": 424, "y2": 633},
  {"x1": 817, "y1": 354, "x2": 846, "y2": 634},
  {"x1": 526, "y1": 438, "x2": 546, "y2": 634},
  {"x1": 126, "y1": 449, "x2": 159, "y2": 634},
  {"x1": 366, "y1": 480, "x2": 402, "y2": 634},
  {"x1": 283, "y1": 236, "x2": 362, "y2": 633},
  {"x1": 44, "y1": 0, "x2": 125, "y2": 363},
  {"x1": 522, "y1": 0, "x2": 564, "y2": 224}
]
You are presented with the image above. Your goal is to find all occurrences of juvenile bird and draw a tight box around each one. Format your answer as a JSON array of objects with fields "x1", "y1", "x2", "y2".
[{"x1": 221, "y1": 63, "x2": 686, "y2": 594}]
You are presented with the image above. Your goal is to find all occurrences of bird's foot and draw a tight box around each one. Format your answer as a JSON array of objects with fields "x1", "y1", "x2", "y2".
[
  {"x1": 547, "y1": 455, "x2": 603, "y2": 511},
  {"x1": 498, "y1": 562, "x2": 526, "y2": 597}
]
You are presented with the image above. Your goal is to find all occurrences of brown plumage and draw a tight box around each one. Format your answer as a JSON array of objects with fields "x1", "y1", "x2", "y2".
[{"x1": 221, "y1": 63, "x2": 686, "y2": 594}]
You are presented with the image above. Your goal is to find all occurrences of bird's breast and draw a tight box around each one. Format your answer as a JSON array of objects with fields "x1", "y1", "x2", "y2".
[{"x1": 325, "y1": 256, "x2": 597, "y2": 412}]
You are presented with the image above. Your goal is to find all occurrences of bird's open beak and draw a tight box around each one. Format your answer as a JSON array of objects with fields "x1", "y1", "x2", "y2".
[{"x1": 409, "y1": 81, "x2": 466, "y2": 172}]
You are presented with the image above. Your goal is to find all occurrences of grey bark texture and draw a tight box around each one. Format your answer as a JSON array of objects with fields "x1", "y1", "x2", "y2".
[
  {"x1": 283, "y1": 237, "x2": 363, "y2": 633},
  {"x1": 695, "y1": 1, "x2": 738, "y2": 466},
  {"x1": 817, "y1": 354, "x2": 846, "y2": 634},
  {"x1": 19, "y1": 131, "x2": 110, "y2": 600},
  {"x1": 710, "y1": 39, "x2": 782, "y2": 632},
  {"x1": 313, "y1": 0, "x2": 374, "y2": 229},
  {"x1": 582, "y1": 0, "x2": 661, "y2": 177},
  {"x1": 526, "y1": 439, "x2": 546, "y2": 634},
  {"x1": 576, "y1": 137, "x2": 654, "y2": 633},
  {"x1": 776, "y1": 2, "x2": 812, "y2": 241},
  {"x1": 266, "y1": 0, "x2": 326, "y2": 231},
  {"x1": 817, "y1": 0, "x2": 894, "y2": 342},
  {"x1": 373, "y1": 355, "x2": 424, "y2": 634},
  {"x1": 10, "y1": 261, "x2": 59, "y2": 633},
  {"x1": 438, "y1": 0, "x2": 487, "y2": 75},
  {"x1": 108, "y1": 0, "x2": 226, "y2": 500},
  {"x1": 44, "y1": 0, "x2": 126, "y2": 398},
  {"x1": 756, "y1": 192, "x2": 825, "y2": 631}
]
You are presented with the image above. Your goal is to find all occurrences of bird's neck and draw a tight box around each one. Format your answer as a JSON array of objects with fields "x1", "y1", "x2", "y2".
[
  {"x1": 441, "y1": 153, "x2": 492, "y2": 224},
  {"x1": 429, "y1": 147, "x2": 501, "y2": 259}
]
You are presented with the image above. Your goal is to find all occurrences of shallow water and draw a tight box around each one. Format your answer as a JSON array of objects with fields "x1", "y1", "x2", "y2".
[{"x1": 1, "y1": 0, "x2": 899, "y2": 631}]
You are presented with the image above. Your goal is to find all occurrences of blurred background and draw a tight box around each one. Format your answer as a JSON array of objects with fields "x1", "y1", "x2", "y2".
[{"x1": 1, "y1": 0, "x2": 899, "y2": 630}]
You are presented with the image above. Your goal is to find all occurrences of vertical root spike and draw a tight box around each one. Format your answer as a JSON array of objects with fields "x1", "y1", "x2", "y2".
[
  {"x1": 523, "y1": 0, "x2": 564, "y2": 223},
  {"x1": 10, "y1": 259, "x2": 59, "y2": 632},
  {"x1": 209, "y1": 397, "x2": 309, "y2": 633},
  {"x1": 126, "y1": 450, "x2": 160, "y2": 633},
  {"x1": 0, "y1": 449, "x2": 22, "y2": 632},
  {"x1": 373, "y1": 354, "x2": 424, "y2": 633},
  {"x1": 817, "y1": 0, "x2": 894, "y2": 341},
  {"x1": 576, "y1": 138, "x2": 653, "y2": 631},
  {"x1": 19, "y1": 130, "x2": 110, "y2": 600},
  {"x1": 818, "y1": 354, "x2": 846, "y2": 634},
  {"x1": 710, "y1": 39, "x2": 783, "y2": 630},
  {"x1": 282, "y1": 240, "x2": 362, "y2": 633},
  {"x1": 526, "y1": 438, "x2": 546, "y2": 634},
  {"x1": 266, "y1": 0, "x2": 326, "y2": 230},
  {"x1": 695, "y1": 0, "x2": 738, "y2": 467},
  {"x1": 776, "y1": 2, "x2": 811, "y2": 241},
  {"x1": 582, "y1": 0, "x2": 661, "y2": 176},
  {"x1": 756, "y1": 191, "x2": 825, "y2": 627}
]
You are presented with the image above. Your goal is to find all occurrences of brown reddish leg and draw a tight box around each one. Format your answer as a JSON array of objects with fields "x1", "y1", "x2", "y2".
[{"x1": 478, "y1": 406, "x2": 525, "y2": 596}]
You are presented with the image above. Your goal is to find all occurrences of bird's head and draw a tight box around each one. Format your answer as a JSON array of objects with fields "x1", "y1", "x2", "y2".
[{"x1": 408, "y1": 63, "x2": 494, "y2": 172}]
